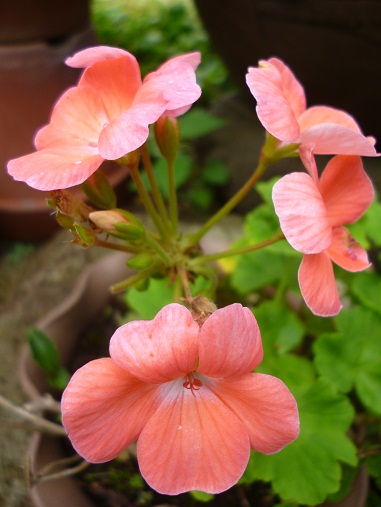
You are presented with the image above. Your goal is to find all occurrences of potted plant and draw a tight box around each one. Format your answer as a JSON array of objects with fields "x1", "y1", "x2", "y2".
[{"x1": 3, "y1": 43, "x2": 381, "y2": 507}]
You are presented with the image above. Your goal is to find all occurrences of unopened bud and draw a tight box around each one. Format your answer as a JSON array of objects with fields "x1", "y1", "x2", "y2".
[
  {"x1": 127, "y1": 253, "x2": 154, "y2": 270},
  {"x1": 72, "y1": 224, "x2": 96, "y2": 247},
  {"x1": 154, "y1": 115, "x2": 179, "y2": 164},
  {"x1": 80, "y1": 169, "x2": 117, "y2": 209},
  {"x1": 90, "y1": 209, "x2": 145, "y2": 240}
]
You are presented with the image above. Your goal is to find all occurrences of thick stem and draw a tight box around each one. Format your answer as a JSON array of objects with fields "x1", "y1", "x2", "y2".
[
  {"x1": 110, "y1": 264, "x2": 161, "y2": 294},
  {"x1": 166, "y1": 158, "x2": 179, "y2": 235}
]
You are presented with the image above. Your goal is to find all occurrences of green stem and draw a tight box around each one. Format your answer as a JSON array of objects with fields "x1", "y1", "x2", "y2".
[
  {"x1": 166, "y1": 158, "x2": 179, "y2": 235},
  {"x1": 188, "y1": 153, "x2": 271, "y2": 246},
  {"x1": 192, "y1": 230, "x2": 284, "y2": 266},
  {"x1": 129, "y1": 165, "x2": 168, "y2": 240},
  {"x1": 144, "y1": 233, "x2": 172, "y2": 266},
  {"x1": 95, "y1": 239, "x2": 143, "y2": 254},
  {"x1": 140, "y1": 143, "x2": 172, "y2": 233},
  {"x1": 110, "y1": 264, "x2": 160, "y2": 294}
]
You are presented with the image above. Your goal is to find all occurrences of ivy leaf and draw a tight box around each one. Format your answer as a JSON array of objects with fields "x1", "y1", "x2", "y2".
[
  {"x1": 241, "y1": 379, "x2": 357, "y2": 506},
  {"x1": 313, "y1": 306, "x2": 381, "y2": 414}
]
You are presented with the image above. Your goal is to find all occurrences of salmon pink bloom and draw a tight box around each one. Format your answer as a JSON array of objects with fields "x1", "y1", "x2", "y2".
[
  {"x1": 272, "y1": 153, "x2": 374, "y2": 316},
  {"x1": 7, "y1": 46, "x2": 201, "y2": 191},
  {"x1": 61, "y1": 303, "x2": 299, "y2": 495},
  {"x1": 246, "y1": 58, "x2": 378, "y2": 157}
]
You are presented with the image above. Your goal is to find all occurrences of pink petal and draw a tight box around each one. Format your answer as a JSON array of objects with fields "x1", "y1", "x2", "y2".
[
  {"x1": 298, "y1": 253, "x2": 342, "y2": 316},
  {"x1": 298, "y1": 145, "x2": 319, "y2": 184},
  {"x1": 327, "y1": 226, "x2": 371, "y2": 272},
  {"x1": 143, "y1": 54, "x2": 201, "y2": 112},
  {"x1": 77, "y1": 57, "x2": 142, "y2": 116},
  {"x1": 209, "y1": 373, "x2": 299, "y2": 454},
  {"x1": 299, "y1": 123, "x2": 378, "y2": 156},
  {"x1": 298, "y1": 105, "x2": 363, "y2": 133},
  {"x1": 109, "y1": 304, "x2": 199, "y2": 384},
  {"x1": 268, "y1": 58, "x2": 306, "y2": 118},
  {"x1": 319, "y1": 155, "x2": 374, "y2": 226},
  {"x1": 137, "y1": 378, "x2": 250, "y2": 494},
  {"x1": 35, "y1": 85, "x2": 108, "y2": 150},
  {"x1": 66, "y1": 45, "x2": 136, "y2": 68},
  {"x1": 246, "y1": 62, "x2": 301, "y2": 142},
  {"x1": 272, "y1": 172, "x2": 332, "y2": 254},
  {"x1": 61, "y1": 358, "x2": 162, "y2": 463},
  {"x1": 7, "y1": 148, "x2": 104, "y2": 190},
  {"x1": 197, "y1": 304, "x2": 263, "y2": 378}
]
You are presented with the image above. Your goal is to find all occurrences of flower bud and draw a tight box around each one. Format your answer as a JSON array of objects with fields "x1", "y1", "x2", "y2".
[
  {"x1": 90, "y1": 209, "x2": 145, "y2": 240},
  {"x1": 80, "y1": 169, "x2": 117, "y2": 209},
  {"x1": 154, "y1": 115, "x2": 179, "y2": 164},
  {"x1": 127, "y1": 253, "x2": 154, "y2": 270}
]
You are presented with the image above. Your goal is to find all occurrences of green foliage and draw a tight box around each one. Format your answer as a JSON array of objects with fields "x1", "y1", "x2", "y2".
[
  {"x1": 190, "y1": 490, "x2": 214, "y2": 502},
  {"x1": 241, "y1": 380, "x2": 357, "y2": 505},
  {"x1": 313, "y1": 307, "x2": 381, "y2": 414},
  {"x1": 178, "y1": 108, "x2": 225, "y2": 139},
  {"x1": 27, "y1": 327, "x2": 70, "y2": 390}
]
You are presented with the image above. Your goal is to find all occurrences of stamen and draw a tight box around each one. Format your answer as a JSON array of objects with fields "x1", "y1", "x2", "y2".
[{"x1": 183, "y1": 373, "x2": 202, "y2": 396}]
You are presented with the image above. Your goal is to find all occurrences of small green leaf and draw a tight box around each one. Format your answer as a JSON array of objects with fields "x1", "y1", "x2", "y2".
[
  {"x1": 189, "y1": 490, "x2": 214, "y2": 502},
  {"x1": 125, "y1": 277, "x2": 175, "y2": 319},
  {"x1": 201, "y1": 160, "x2": 230, "y2": 186},
  {"x1": 256, "y1": 176, "x2": 280, "y2": 205},
  {"x1": 178, "y1": 108, "x2": 224, "y2": 139},
  {"x1": 28, "y1": 327, "x2": 60, "y2": 373},
  {"x1": 49, "y1": 367, "x2": 70, "y2": 391},
  {"x1": 241, "y1": 379, "x2": 357, "y2": 505},
  {"x1": 80, "y1": 169, "x2": 117, "y2": 209}
]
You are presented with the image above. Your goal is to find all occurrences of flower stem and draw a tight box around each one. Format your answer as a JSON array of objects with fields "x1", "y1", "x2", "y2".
[
  {"x1": 188, "y1": 153, "x2": 271, "y2": 246},
  {"x1": 144, "y1": 233, "x2": 172, "y2": 265},
  {"x1": 192, "y1": 230, "x2": 284, "y2": 266},
  {"x1": 95, "y1": 239, "x2": 143, "y2": 254},
  {"x1": 128, "y1": 165, "x2": 169, "y2": 240},
  {"x1": 110, "y1": 264, "x2": 161, "y2": 294},
  {"x1": 166, "y1": 158, "x2": 179, "y2": 235},
  {"x1": 140, "y1": 143, "x2": 172, "y2": 233}
]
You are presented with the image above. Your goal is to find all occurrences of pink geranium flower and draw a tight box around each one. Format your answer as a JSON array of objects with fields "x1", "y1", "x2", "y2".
[
  {"x1": 62, "y1": 303, "x2": 299, "y2": 495},
  {"x1": 272, "y1": 152, "x2": 374, "y2": 316},
  {"x1": 7, "y1": 46, "x2": 201, "y2": 191},
  {"x1": 246, "y1": 58, "x2": 378, "y2": 156}
]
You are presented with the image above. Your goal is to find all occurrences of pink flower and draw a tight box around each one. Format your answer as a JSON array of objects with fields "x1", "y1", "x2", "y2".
[
  {"x1": 246, "y1": 58, "x2": 378, "y2": 156},
  {"x1": 7, "y1": 46, "x2": 201, "y2": 191},
  {"x1": 272, "y1": 152, "x2": 374, "y2": 316},
  {"x1": 61, "y1": 303, "x2": 299, "y2": 495}
]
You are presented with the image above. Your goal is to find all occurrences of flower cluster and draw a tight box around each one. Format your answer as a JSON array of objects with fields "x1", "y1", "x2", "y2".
[{"x1": 6, "y1": 46, "x2": 379, "y2": 500}]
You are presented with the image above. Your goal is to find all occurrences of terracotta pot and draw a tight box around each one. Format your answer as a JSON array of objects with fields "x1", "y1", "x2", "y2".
[
  {"x1": 195, "y1": 0, "x2": 381, "y2": 144},
  {"x1": 0, "y1": 0, "x2": 90, "y2": 44},
  {"x1": 19, "y1": 242, "x2": 369, "y2": 507}
]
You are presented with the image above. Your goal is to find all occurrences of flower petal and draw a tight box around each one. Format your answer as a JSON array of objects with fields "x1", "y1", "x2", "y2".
[
  {"x1": 66, "y1": 45, "x2": 136, "y2": 68},
  {"x1": 298, "y1": 105, "x2": 363, "y2": 133},
  {"x1": 298, "y1": 253, "x2": 342, "y2": 316},
  {"x1": 319, "y1": 155, "x2": 374, "y2": 226},
  {"x1": 137, "y1": 378, "x2": 250, "y2": 494},
  {"x1": 246, "y1": 60, "x2": 302, "y2": 142},
  {"x1": 327, "y1": 226, "x2": 371, "y2": 272},
  {"x1": 77, "y1": 57, "x2": 142, "y2": 116},
  {"x1": 299, "y1": 123, "x2": 378, "y2": 156},
  {"x1": 209, "y1": 373, "x2": 299, "y2": 454},
  {"x1": 7, "y1": 148, "x2": 103, "y2": 190},
  {"x1": 110, "y1": 304, "x2": 199, "y2": 384},
  {"x1": 143, "y1": 53, "x2": 201, "y2": 113},
  {"x1": 61, "y1": 358, "x2": 162, "y2": 463},
  {"x1": 272, "y1": 172, "x2": 332, "y2": 254},
  {"x1": 197, "y1": 304, "x2": 263, "y2": 378}
]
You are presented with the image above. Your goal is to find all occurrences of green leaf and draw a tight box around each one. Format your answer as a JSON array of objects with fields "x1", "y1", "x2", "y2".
[
  {"x1": 125, "y1": 277, "x2": 175, "y2": 320},
  {"x1": 189, "y1": 490, "x2": 214, "y2": 502},
  {"x1": 201, "y1": 160, "x2": 230, "y2": 186},
  {"x1": 178, "y1": 108, "x2": 225, "y2": 139},
  {"x1": 254, "y1": 300, "x2": 305, "y2": 354},
  {"x1": 28, "y1": 327, "x2": 60, "y2": 373},
  {"x1": 256, "y1": 176, "x2": 280, "y2": 205},
  {"x1": 241, "y1": 379, "x2": 357, "y2": 505},
  {"x1": 350, "y1": 271, "x2": 381, "y2": 316},
  {"x1": 313, "y1": 307, "x2": 381, "y2": 414}
]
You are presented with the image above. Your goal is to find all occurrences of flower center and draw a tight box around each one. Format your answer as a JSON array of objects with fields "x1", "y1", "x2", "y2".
[{"x1": 183, "y1": 372, "x2": 202, "y2": 396}]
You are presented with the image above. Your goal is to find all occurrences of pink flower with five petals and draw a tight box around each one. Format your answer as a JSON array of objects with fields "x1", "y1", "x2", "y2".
[
  {"x1": 61, "y1": 303, "x2": 299, "y2": 495},
  {"x1": 246, "y1": 57, "x2": 378, "y2": 156},
  {"x1": 7, "y1": 46, "x2": 201, "y2": 191},
  {"x1": 272, "y1": 152, "x2": 374, "y2": 316}
]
